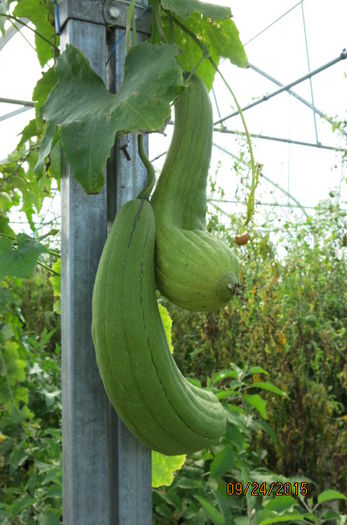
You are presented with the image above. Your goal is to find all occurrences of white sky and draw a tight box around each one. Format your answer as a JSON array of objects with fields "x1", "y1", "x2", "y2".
[
  {"x1": 0, "y1": 0, "x2": 346, "y2": 233},
  {"x1": 210, "y1": 0, "x2": 347, "y2": 212}
]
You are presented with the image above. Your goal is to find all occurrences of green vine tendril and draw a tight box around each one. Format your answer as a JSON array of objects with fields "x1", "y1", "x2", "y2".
[
  {"x1": 0, "y1": 14, "x2": 58, "y2": 53},
  {"x1": 125, "y1": 2, "x2": 155, "y2": 199},
  {"x1": 137, "y1": 135, "x2": 156, "y2": 200}
]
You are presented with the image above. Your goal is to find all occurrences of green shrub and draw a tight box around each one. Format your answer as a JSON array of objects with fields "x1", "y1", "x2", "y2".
[
  {"x1": 153, "y1": 364, "x2": 347, "y2": 524},
  {"x1": 0, "y1": 273, "x2": 62, "y2": 525},
  {"x1": 169, "y1": 198, "x2": 347, "y2": 494}
]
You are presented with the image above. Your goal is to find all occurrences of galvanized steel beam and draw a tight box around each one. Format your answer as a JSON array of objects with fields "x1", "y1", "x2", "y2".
[{"x1": 60, "y1": 1, "x2": 152, "y2": 524}]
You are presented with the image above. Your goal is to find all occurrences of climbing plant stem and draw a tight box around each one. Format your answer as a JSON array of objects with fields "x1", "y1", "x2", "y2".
[
  {"x1": 137, "y1": 135, "x2": 156, "y2": 200},
  {"x1": 155, "y1": 0, "x2": 168, "y2": 43},
  {"x1": 125, "y1": 0, "x2": 136, "y2": 53},
  {"x1": 0, "y1": 14, "x2": 58, "y2": 52},
  {"x1": 37, "y1": 260, "x2": 60, "y2": 275}
]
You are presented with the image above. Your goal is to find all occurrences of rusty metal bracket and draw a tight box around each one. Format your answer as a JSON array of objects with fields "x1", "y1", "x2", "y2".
[{"x1": 59, "y1": 0, "x2": 151, "y2": 34}]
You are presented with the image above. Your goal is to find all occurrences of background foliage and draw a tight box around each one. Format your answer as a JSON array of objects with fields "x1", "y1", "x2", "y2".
[
  {"x1": 0, "y1": 271, "x2": 61, "y2": 525},
  {"x1": 169, "y1": 195, "x2": 347, "y2": 494},
  {"x1": 1, "y1": 194, "x2": 346, "y2": 523}
]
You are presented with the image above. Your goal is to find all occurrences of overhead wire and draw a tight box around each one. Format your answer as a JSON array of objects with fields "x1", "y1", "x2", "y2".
[
  {"x1": 152, "y1": 122, "x2": 347, "y2": 154},
  {"x1": 214, "y1": 50, "x2": 347, "y2": 127},
  {"x1": 207, "y1": 199, "x2": 347, "y2": 212},
  {"x1": 211, "y1": 86, "x2": 222, "y2": 120},
  {"x1": 213, "y1": 127, "x2": 346, "y2": 152},
  {"x1": 216, "y1": 2, "x2": 346, "y2": 150},
  {"x1": 287, "y1": 96, "x2": 292, "y2": 205},
  {"x1": 300, "y1": 0, "x2": 319, "y2": 143},
  {"x1": 248, "y1": 63, "x2": 347, "y2": 138},
  {"x1": 243, "y1": 1, "x2": 302, "y2": 47}
]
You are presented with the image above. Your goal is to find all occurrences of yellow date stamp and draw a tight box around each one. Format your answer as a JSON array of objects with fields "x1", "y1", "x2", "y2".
[{"x1": 226, "y1": 481, "x2": 309, "y2": 497}]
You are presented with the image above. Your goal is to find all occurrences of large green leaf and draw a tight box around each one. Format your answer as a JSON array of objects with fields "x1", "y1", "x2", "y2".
[
  {"x1": 0, "y1": 234, "x2": 47, "y2": 280},
  {"x1": 213, "y1": 369, "x2": 239, "y2": 384},
  {"x1": 234, "y1": 518, "x2": 249, "y2": 525},
  {"x1": 243, "y1": 394, "x2": 267, "y2": 420},
  {"x1": 252, "y1": 382, "x2": 288, "y2": 398},
  {"x1": 158, "y1": 303, "x2": 174, "y2": 353},
  {"x1": 6, "y1": 148, "x2": 52, "y2": 229},
  {"x1": 151, "y1": 304, "x2": 184, "y2": 487},
  {"x1": 49, "y1": 259, "x2": 61, "y2": 314},
  {"x1": 0, "y1": 192, "x2": 12, "y2": 213},
  {"x1": 317, "y1": 489, "x2": 346, "y2": 505},
  {"x1": 216, "y1": 388, "x2": 239, "y2": 400},
  {"x1": 258, "y1": 419, "x2": 277, "y2": 444},
  {"x1": 161, "y1": 0, "x2": 231, "y2": 20},
  {"x1": 37, "y1": 509, "x2": 61, "y2": 525},
  {"x1": 160, "y1": 12, "x2": 247, "y2": 90},
  {"x1": 0, "y1": 0, "x2": 7, "y2": 35},
  {"x1": 13, "y1": 0, "x2": 55, "y2": 66},
  {"x1": 25, "y1": 150, "x2": 51, "y2": 217},
  {"x1": 195, "y1": 495, "x2": 225, "y2": 525},
  {"x1": 257, "y1": 513, "x2": 306, "y2": 525},
  {"x1": 171, "y1": 15, "x2": 220, "y2": 90},
  {"x1": 18, "y1": 119, "x2": 43, "y2": 148},
  {"x1": 152, "y1": 451, "x2": 186, "y2": 487},
  {"x1": 37, "y1": 43, "x2": 183, "y2": 194},
  {"x1": 0, "y1": 216, "x2": 14, "y2": 238},
  {"x1": 2, "y1": 340, "x2": 26, "y2": 387},
  {"x1": 210, "y1": 446, "x2": 235, "y2": 478},
  {"x1": 205, "y1": 17, "x2": 248, "y2": 68},
  {"x1": 33, "y1": 67, "x2": 57, "y2": 117},
  {"x1": 249, "y1": 366, "x2": 269, "y2": 376},
  {"x1": 263, "y1": 496, "x2": 299, "y2": 512}
]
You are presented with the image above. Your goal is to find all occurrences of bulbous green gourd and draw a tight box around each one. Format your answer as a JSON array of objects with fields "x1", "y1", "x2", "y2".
[
  {"x1": 92, "y1": 199, "x2": 226, "y2": 455},
  {"x1": 151, "y1": 75, "x2": 240, "y2": 312}
]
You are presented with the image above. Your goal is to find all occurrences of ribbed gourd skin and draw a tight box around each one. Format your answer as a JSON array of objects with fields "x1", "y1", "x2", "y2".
[
  {"x1": 91, "y1": 199, "x2": 226, "y2": 455},
  {"x1": 151, "y1": 75, "x2": 240, "y2": 312}
]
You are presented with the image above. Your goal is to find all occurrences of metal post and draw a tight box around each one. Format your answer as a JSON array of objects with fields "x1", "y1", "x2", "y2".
[{"x1": 59, "y1": 1, "x2": 152, "y2": 523}]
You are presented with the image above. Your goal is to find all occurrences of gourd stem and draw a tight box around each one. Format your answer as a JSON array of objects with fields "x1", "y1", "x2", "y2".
[
  {"x1": 37, "y1": 260, "x2": 61, "y2": 275},
  {"x1": 126, "y1": 0, "x2": 136, "y2": 53},
  {"x1": 184, "y1": 51, "x2": 209, "y2": 86},
  {"x1": 132, "y1": 8, "x2": 137, "y2": 46},
  {"x1": 137, "y1": 135, "x2": 156, "y2": 200},
  {"x1": 170, "y1": 13, "x2": 260, "y2": 226},
  {"x1": 154, "y1": 0, "x2": 168, "y2": 43},
  {"x1": 168, "y1": 12, "x2": 174, "y2": 44}
]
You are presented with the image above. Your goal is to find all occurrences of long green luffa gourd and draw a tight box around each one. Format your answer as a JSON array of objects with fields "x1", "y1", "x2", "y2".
[
  {"x1": 92, "y1": 199, "x2": 226, "y2": 455},
  {"x1": 151, "y1": 75, "x2": 240, "y2": 312}
]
